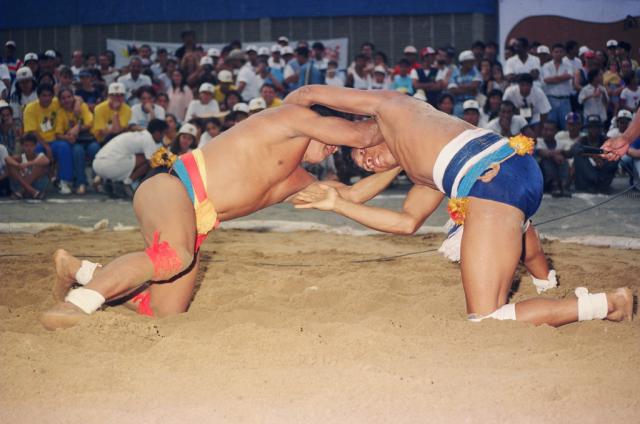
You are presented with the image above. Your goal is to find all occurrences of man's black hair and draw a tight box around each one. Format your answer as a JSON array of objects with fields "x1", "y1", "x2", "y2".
[
  {"x1": 517, "y1": 37, "x2": 529, "y2": 49},
  {"x1": 137, "y1": 85, "x2": 156, "y2": 98},
  {"x1": 518, "y1": 73, "x2": 533, "y2": 84},
  {"x1": 587, "y1": 68, "x2": 600, "y2": 84},
  {"x1": 312, "y1": 42, "x2": 325, "y2": 50},
  {"x1": 472, "y1": 40, "x2": 486, "y2": 49},
  {"x1": 36, "y1": 83, "x2": 54, "y2": 96},
  {"x1": 565, "y1": 40, "x2": 578, "y2": 51},
  {"x1": 551, "y1": 43, "x2": 565, "y2": 51},
  {"x1": 22, "y1": 133, "x2": 38, "y2": 144},
  {"x1": 296, "y1": 46, "x2": 310, "y2": 58},
  {"x1": 147, "y1": 119, "x2": 168, "y2": 134}
]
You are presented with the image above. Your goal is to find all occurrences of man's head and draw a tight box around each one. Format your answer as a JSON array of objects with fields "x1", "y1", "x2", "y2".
[
  {"x1": 199, "y1": 83, "x2": 215, "y2": 104},
  {"x1": 245, "y1": 45, "x2": 258, "y2": 65},
  {"x1": 499, "y1": 100, "x2": 517, "y2": 122},
  {"x1": 350, "y1": 143, "x2": 398, "y2": 173},
  {"x1": 156, "y1": 92, "x2": 169, "y2": 111},
  {"x1": 551, "y1": 43, "x2": 565, "y2": 63},
  {"x1": 129, "y1": 56, "x2": 143, "y2": 77},
  {"x1": 0, "y1": 100, "x2": 13, "y2": 123},
  {"x1": 421, "y1": 47, "x2": 436, "y2": 67},
  {"x1": 312, "y1": 42, "x2": 325, "y2": 59},
  {"x1": 21, "y1": 133, "x2": 38, "y2": 156},
  {"x1": 108, "y1": 82, "x2": 126, "y2": 109},
  {"x1": 277, "y1": 36, "x2": 289, "y2": 47},
  {"x1": 24, "y1": 52, "x2": 39, "y2": 73},
  {"x1": 139, "y1": 44, "x2": 152, "y2": 59},
  {"x1": 565, "y1": 40, "x2": 579, "y2": 57},
  {"x1": 484, "y1": 41, "x2": 498, "y2": 60},
  {"x1": 137, "y1": 85, "x2": 156, "y2": 104},
  {"x1": 587, "y1": 68, "x2": 602, "y2": 86},
  {"x1": 4, "y1": 40, "x2": 16, "y2": 58},
  {"x1": 517, "y1": 73, "x2": 533, "y2": 97},
  {"x1": 585, "y1": 115, "x2": 602, "y2": 139},
  {"x1": 397, "y1": 58, "x2": 411, "y2": 76},
  {"x1": 181, "y1": 30, "x2": 196, "y2": 46},
  {"x1": 542, "y1": 121, "x2": 557, "y2": 142},
  {"x1": 462, "y1": 100, "x2": 481, "y2": 126},
  {"x1": 403, "y1": 45, "x2": 418, "y2": 64},
  {"x1": 616, "y1": 109, "x2": 633, "y2": 133},
  {"x1": 260, "y1": 83, "x2": 277, "y2": 105},
  {"x1": 147, "y1": 119, "x2": 169, "y2": 142},
  {"x1": 458, "y1": 50, "x2": 475, "y2": 72},
  {"x1": 296, "y1": 46, "x2": 310, "y2": 64},
  {"x1": 471, "y1": 40, "x2": 485, "y2": 60},
  {"x1": 71, "y1": 50, "x2": 83, "y2": 67},
  {"x1": 361, "y1": 42, "x2": 375, "y2": 58},
  {"x1": 354, "y1": 54, "x2": 368, "y2": 69},
  {"x1": 514, "y1": 37, "x2": 529, "y2": 56},
  {"x1": 36, "y1": 83, "x2": 54, "y2": 108}
]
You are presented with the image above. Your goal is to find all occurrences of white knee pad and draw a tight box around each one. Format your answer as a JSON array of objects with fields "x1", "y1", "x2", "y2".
[
  {"x1": 65, "y1": 287, "x2": 105, "y2": 314},
  {"x1": 531, "y1": 270, "x2": 558, "y2": 294},
  {"x1": 468, "y1": 303, "x2": 517, "y2": 322},
  {"x1": 75, "y1": 260, "x2": 102, "y2": 286},
  {"x1": 575, "y1": 287, "x2": 608, "y2": 321}
]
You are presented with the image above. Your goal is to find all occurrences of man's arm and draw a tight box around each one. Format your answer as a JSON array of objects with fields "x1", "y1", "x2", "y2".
[
  {"x1": 285, "y1": 85, "x2": 402, "y2": 117},
  {"x1": 295, "y1": 183, "x2": 444, "y2": 235}
]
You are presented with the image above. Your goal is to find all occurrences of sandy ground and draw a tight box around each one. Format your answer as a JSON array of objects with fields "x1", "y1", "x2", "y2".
[{"x1": 0, "y1": 227, "x2": 638, "y2": 423}]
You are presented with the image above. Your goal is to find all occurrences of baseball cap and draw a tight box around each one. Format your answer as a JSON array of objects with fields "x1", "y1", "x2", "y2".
[
  {"x1": 79, "y1": 69, "x2": 92, "y2": 78},
  {"x1": 44, "y1": 50, "x2": 57, "y2": 59},
  {"x1": 537, "y1": 45, "x2": 550, "y2": 55},
  {"x1": 565, "y1": 112, "x2": 581, "y2": 124},
  {"x1": 257, "y1": 47, "x2": 270, "y2": 56},
  {"x1": 217, "y1": 69, "x2": 233, "y2": 83},
  {"x1": 178, "y1": 123, "x2": 198, "y2": 138},
  {"x1": 404, "y1": 45, "x2": 418, "y2": 54},
  {"x1": 249, "y1": 97, "x2": 266, "y2": 111},
  {"x1": 0, "y1": 100, "x2": 10, "y2": 110},
  {"x1": 271, "y1": 44, "x2": 281, "y2": 53},
  {"x1": 24, "y1": 52, "x2": 38, "y2": 62},
  {"x1": 15, "y1": 66, "x2": 33, "y2": 81},
  {"x1": 373, "y1": 65, "x2": 387, "y2": 75},
  {"x1": 233, "y1": 102, "x2": 250, "y2": 113},
  {"x1": 421, "y1": 46, "x2": 436, "y2": 57},
  {"x1": 108, "y1": 82, "x2": 126, "y2": 95},
  {"x1": 462, "y1": 99, "x2": 480, "y2": 111},
  {"x1": 458, "y1": 50, "x2": 475, "y2": 62},
  {"x1": 199, "y1": 82, "x2": 215, "y2": 94},
  {"x1": 245, "y1": 45, "x2": 258, "y2": 53},
  {"x1": 199, "y1": 56, "x2": 213, "y2": 66},
  {"x1": 617, "y1": 109, "x2": 633, "y2": 120},
  {"x1": 606, "y1": 39, "x2": 618, "y2": 48},
  {"x1": 586, "y1": 114, "x2": 602, "y2": 126},
  {"x1": 5, "y1": 40, "x2": 16, "y2": 48},
  {"x1": 578, "y1": 46, "x2": 591, "y2": 57},
  {"x1": 281, "y1": 46, "x2": 294, "y2": 56},
  {"x1": 277, "y1": 36, "x2": 289, "y2": 43},
  {"x1": 227, "y1": 49, "x2": 246, "y2": 61},
  {"x1": 207, "y1": 48, "x2": 220, "y2": 57}
]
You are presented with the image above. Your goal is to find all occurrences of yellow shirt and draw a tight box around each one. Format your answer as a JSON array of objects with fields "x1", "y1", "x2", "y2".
[
  {"x1": 22, "y1": 98, "x2": 60, "y2": 142},
  {"x1": 92, "y1": 100, "x2": 132, "y2": 142},
  {"x1": 267, "y1": 97, "x2": 283, "y2": 108},
  {"x1": 55, "y1": 103, "x2": 94, "y2": 135},
  {"x1": 214, "y1": 85, "x2": 237, "y2": 105}
]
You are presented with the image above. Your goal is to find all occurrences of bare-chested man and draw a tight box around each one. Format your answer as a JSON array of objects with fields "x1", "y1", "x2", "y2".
[
  {"x1": 41, "y1": 104, "x2": 401, "y2": 330},
  {"x1": 287, "y1": 86, "x2": 633, "y2": 327}
]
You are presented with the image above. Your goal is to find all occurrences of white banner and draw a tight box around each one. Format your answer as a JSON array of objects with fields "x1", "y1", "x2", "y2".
[{"x1": 106, "y1": 37, "x2": 349, "y2": 69}]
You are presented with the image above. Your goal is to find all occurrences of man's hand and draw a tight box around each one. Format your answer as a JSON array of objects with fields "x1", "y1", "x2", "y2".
[
  {"x1": 293, "y1": 184, "x2": 339, "y2": 211},
  {"x1": 601, "y1": 136, "x2": 630, "y2": 161}
]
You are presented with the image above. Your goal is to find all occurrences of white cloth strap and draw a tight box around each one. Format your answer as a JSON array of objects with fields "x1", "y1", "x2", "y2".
[
  {"x1": 575, "y1": 287, "x2": 608, "y2": 321},
  {"x1": 65, "y1": 288, "x2": 105, "y2": 314},
  {"x1": 531, "y1": 270, "x2": 558, "y2": 294},
  {"x1": 75, "y1": 260, "x2": 102, "y2": 286},
  {"x1": 468, "y1": 303, "x2": 517, "y2": 322}
]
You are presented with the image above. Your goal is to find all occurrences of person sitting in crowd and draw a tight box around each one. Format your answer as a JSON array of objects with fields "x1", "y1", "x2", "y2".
[
  {"x1": 213, "y1": 70, "x2": 237, "y2": 107},
  {"x1": 92, "y1": 119, "x2": 168, "y2": 197},
  {"x1": 486, "y1": 100, "x2": 528, "y2": 137},
  {"x1": 391, "y1": 59, "x2": 414, "y2": 95},
  {"x1": 555, "y1": 112, "x2": 583, "y2": 151},
  {"x1": 487, "y1": 63, "x2": 509, "y2": 93},
  {"x1": 55, "y1": 67, "x2": 75, "y2": 96},
  {"x1": 436, "y1": 93, "x2": 454, "y2": 115},
  {"x1": 170, "y1": 122, "x2": 198, "y2": 155},
  {"x1": 503, "y1": 73, "x2": 551, "y2": 135},
  {"x1": 166, "y1": 69, "x2": 193, "y2": 122},
  {"x1": 346, "y1": 54, "x2": 371, "y2": 90},
  {"x1": 163, "y1": 113, "x2": 179, "y2": 146},
  {"x1": 223, "y1": 90, "x2": 242, "y2": 112},
  {"x1": 198, "y1": 118, "x2": 222, "y2": 148},
  {"x1": 324, "y1": 61, "x2": 345, "y2": 88},
  {"x1": 571, "y1": 115, "x2": 618, "y2": 194},
  {"x1": 129, "y1": 86, "x2": 166, "y2": 130},
  {"x1": 5, "y1": 133, "x2": 50, "y2": 199},
  {"x1": 461, "y1": 99, "x2": 482, "y2": 127},
  {"x1": 0, "y1": 100, "x2": 20, "y2": 155},
  {"x1": 185, "y1": 83, "x2": 220, "y2": 121},
  {"x1": 92, "y1": 82, "x2": 131, "y2": 144},
  {"x1": 579, "y1": 69, "x2": 609, "y2": 124},
  {"x1": 370, "y1": 66, "x2": 391, "y2": 90},
  {"x1": 9, "y1": 67, "x2": 37, "y2": 125},
  {"x1": 248, "y1": 97, "x2": 266, "y2": 114},
  {"x1": 619, "y1": 74, "x2": 640, "y2": 112},
  {"x1": 187, "y1": 55, "x2": 217, "y2": 90},
  {"x1": 411, "y1": 47, "x2": 441, "y2": 104},
  {"x1": 448, "y1": 50, "x2": 481, "y2": 116},
  {"x1": 288, "y1": 46, "x2": 323, "y2": 90},
  {"x1": 117, "y1": 56, "x2": 152, "y2": 105},
  {"x1": 259, "y1": 83, "x2": 282, "y2": 109},
  {"x1": 75, "y1": 70, "x2": 103, "y2": 112},
  {"x1": 482, "y1": 89, "x2": 503, "y2": 126},
  {"x1": 54, "y1": 87, "x2": 96, "y2": 195},
  {"x1": 542, "y1": 43, "x2": 573, "y2": 130},
  {"x1": 504, "y1": 37, "x2": 541, "y2": 84},
  {"x1": 536, "y1": 120, "x2": 573, "y2": 197}
]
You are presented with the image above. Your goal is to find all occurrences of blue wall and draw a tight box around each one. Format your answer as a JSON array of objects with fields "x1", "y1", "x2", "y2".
[{"x1": 2, "y1": 1, "x2": 496, "y2": 29}]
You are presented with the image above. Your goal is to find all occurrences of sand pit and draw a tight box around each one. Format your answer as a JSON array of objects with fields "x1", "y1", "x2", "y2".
[{"x1": 0, "y1": 227, "x2": 638, "y2": 423}]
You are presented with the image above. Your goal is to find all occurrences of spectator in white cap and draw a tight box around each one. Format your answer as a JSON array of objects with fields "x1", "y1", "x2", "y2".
[
  {"x1": 187, "y1": 55, "x2": 217, "y2": 88},
  {"x1": 129, "y1": 86, "x2": 166, "y2": 131},
  {"x1": 167, "y1": 69, "x2": 193, "y2": 122},
  {"x1": 542, "y1": 43, "x2": 574, "y2": 130},
  {"x1": 461, "y1": 99, "x2": 481, "y2": 126},
  {"x1": 277, "y1": 36, "x2": 289, "y2": 47},
  {"x1": 504, "y1": 37, "x2": 541, "y2": 84},
  {"x1": 92, "y1": 82, "x2": 132, "y2": 144},
  {"x1": 185, "y1": 82, "x2": 220, "y2": 121},
  {"x1": 3, "y1": 41, "x2": 22, "y2": 80},
  {"x1": 232, "y1": 102, "x2": 250, "y2": 114},
  {"x1": 448, "y1": 50, "x2": 482, "y2": 116},
  {"x1": 171, "y1": 123, "x2": 198, "y2": 155},
  {"x1": 402, "y1": 45, "x2": 420, "y2": 71},
  {"x1": 606, "y1": 40, "x2": 618, "y2": 62},
  {"x1": 536, "y1": 45, "x2": 551, "y2": 66},
  {"x1": 40, "y1": 50, "x2": 58, "y2": 75},
  {"x1": 23, "y1": 52, "x2": 39, "y2": 77},
  {"x1": 70, "y1": 50, "x2": 84, "y2": 78},
  {"x1": 117, "y1": 56, "x2": 152, "y2": 105},
  {"x1": 257, "y1": 47, "x2": 270, "y2": 60},
  {"x1": 213, "y1": 69, "x2": 238, "y2": 106},
  {"x1": 370, "y1": 65, "x2": 390, "y2": 90},
  {"x1": 245, "y1": 45, "x2": 259, "y2": 66},
  {"x1": 607, "y1": 109, "x2": 633, "y2": 138},
  {"x1": 248, "y1": 97, "x2": 266, "y2": 114},
  {"x1": 324, "y1": 60, "x2": 344, "y2": 88},
  {"x1": 411, "y1": 47, "x2": 442, "y2": 105},
  {"x1": 9, "y1": 67, "x2": 37, "y2": 124},
  {"x1": 268, "y1": 45, "x2": 284, "y2": 70},
  {"x1": 259, "y1": 83, "x2": 282, "y2": 108}
]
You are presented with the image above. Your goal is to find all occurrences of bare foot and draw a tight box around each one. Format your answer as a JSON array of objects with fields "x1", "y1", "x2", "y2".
[
  {"x1": 40, "y1": 302, "x2": 89, "y2": 330},
  {"x1": 606, "y1": 288, "x2": 634, "y2": 322},
  {"x1": 53, "y1": 249, "x2": 82, "y2": 302}
]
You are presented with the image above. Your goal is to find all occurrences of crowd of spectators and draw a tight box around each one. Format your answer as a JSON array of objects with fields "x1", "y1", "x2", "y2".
[{"x1": 0, "y1": 30, "x2": 639, "y2": 200}]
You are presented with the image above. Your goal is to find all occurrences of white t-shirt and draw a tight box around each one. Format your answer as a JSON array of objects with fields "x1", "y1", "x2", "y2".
[
  {"x1": 486, "y1": 115, "x2": 528, "y2": 136},
  {"x1": 369, "y1": 79, "x2": 391, "y2": 90},
  {"x1": 184, "y1": 99, "x2": 220, "y2": 122},
  {"x1": 620, "y1": 87, "x2": 640, "y2": 110},
  {"x1": 541, "y1": 60, "x2": 573, "y2": 97},
  {"x1": 504, "y1": 54, "x2": 541, "y2": 77},
  {"x1": 237, "y1": 64, "x2": 261, "y2": 101},
  {"x1": 349, "y1": 70, "x2": 371, "y2": 90},
  {"x1": 117, "y1": 73, "x2": 153, "y2": 104},
  {"x1": 578, "y1": 84, "x2": 608, "y2": 122},
  {"x1": 95, "y1": 130, "x2": 160, "y2": 161},
  {"x1": 536, "y1": 136, "x2": 573, "y2": 151},
  {"x1": 502, "y1": 85, "x2": 552, "y2": 124},
  {"x1": 325, "y1": 74, "x2": 345, "y2": 87},
  {"x1": 129, "y1": 103, "x2": 166, "y2": 128}
]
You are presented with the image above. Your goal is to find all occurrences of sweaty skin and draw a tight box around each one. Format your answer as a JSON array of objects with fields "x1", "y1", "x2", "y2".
[
  {"x1": 286, "y1": 85, "x2": 633, "y2": 327},
  {"x1": 42, "y1": 104, "x2": 401, "y2": 329}
]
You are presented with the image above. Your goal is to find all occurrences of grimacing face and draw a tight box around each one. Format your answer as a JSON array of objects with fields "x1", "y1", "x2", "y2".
[{"x1": 351, "y1": 143, "x2": 398, "y2": 173}]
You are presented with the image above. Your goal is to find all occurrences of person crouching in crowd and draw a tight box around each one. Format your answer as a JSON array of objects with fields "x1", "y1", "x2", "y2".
[
  {"x1": 92, "y1": 119, "x2": 168, "y2": 198},
  {"x1": 486, "y1": 100, "x2": 528, "y2": 137},
  {"x1": 536, "y1": 120, "x2": 573, "y2": 197},
  {"x1": 198, "y1": 118, "x2": 222, "y2": 148},
  {"x1": 5, "y1": 133, "x2": 50, "y2": 199},
  {"x1": 129, "y1": 86, "x2": 166, "y2": 131},
  {"x1": 571, "y1": 115, "x2": 618, "y2": 194},
  {"x1": 170, "y1": 123, "x2": 198, "y2": 155},
  {"x1": 54, "y1": 87, "x2": 96, "y2": 195}
]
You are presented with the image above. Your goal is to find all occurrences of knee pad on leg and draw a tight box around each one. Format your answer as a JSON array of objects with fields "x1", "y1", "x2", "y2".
[
  {"x1": 468, "y1": 303, "x2": 517, "y2": 322},
  {"x1": 145, "y1": 231, "x2": 185, "y2": 281},
  {"x1": 575, "y1": 287, "x2": 607, "y2": 321},
  {"x1": 131, "y1": 291, "x2": 154, "y2": 317}
]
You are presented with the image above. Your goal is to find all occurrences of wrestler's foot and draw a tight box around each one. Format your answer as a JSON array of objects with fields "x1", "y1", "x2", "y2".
[
  {"x1": 40, "y1": 302, "x2": 89, "y2": 330},
  {"x1": 53, "y1": 249, "x2": 82, "y2": 302},
  {"x1": 606, "y1": 288, "x2": 634, "y2": 322}
]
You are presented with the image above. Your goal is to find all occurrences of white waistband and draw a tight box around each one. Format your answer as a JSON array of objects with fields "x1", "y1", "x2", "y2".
[
  {"x1": 450, "y1": 137, "x2": 508, "y2": 198},
  {"x1": 432, "y1": 128, "x2": 493, "y2": 193}
]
